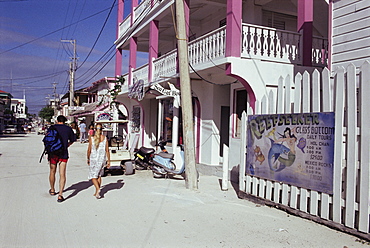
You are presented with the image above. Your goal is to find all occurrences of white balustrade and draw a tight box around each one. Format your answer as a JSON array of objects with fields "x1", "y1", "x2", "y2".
[
  {"x1": 242, "y1": 24, "x2": 302, "y2": 64},
  {"x1": 132, "y1": 64, "x2": 149, "y2": 86},
  {"x1": 189, "y1": 27, "x2": 226, "y2": 66},
  {"x1": 312, "y1": 36, "x2": 328, "y2": 67},
  {"x1": 119, "y1": 17, "x2": 131, "y2": 38},
  {"x1": 153, "y1": 51, "x2": 178, "y2": 82},
  {"x1": 133, "y1": 0, "x2": 151, "y2": 24}
]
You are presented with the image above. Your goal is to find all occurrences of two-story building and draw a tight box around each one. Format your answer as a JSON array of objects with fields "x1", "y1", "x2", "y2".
[
  {"x1": 11, "y1": 98, "x2": 27, "y2": 127},
  {"x1": 69, "y1": 77, "x2": 129, "y2": 137},
  {"x1": 112, "y1": 0, "x2": 329, "y2": 171},
  {"x1": 0, "y1": 90, "x2": 13, "y2": 133}
]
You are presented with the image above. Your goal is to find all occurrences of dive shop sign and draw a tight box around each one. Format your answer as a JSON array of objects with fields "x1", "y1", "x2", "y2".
[
  {"x1": 246, "y1": 112, "x2": 335, "y2": 194},
  {"x1": 150, "y1": 83, "x2": 180, "y2": 97}
]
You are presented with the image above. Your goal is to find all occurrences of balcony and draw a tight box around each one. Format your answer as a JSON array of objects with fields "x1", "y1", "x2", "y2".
[{"x1": 125, "y1": 23, "x2": 327, "y2": 90}]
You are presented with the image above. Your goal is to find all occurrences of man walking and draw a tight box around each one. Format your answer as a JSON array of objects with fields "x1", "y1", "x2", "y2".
[
  {"x1": 79, "y1": 120, "x2": 87, "y2": 143},
  {"x1": 48, "y1": 115, "x2": 76, "y2": 202}
]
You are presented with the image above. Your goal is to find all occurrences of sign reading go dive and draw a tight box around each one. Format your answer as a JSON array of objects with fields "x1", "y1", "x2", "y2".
[{"x1": 246, "y1": 112, "x2": 335, "y2": 194}]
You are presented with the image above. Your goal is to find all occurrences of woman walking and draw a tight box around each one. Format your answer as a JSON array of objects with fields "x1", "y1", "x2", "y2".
[{"x1": 87, "y1": 123, "x2": 110, "y2": 199}]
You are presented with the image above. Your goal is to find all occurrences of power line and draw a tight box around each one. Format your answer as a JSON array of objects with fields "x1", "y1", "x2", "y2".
[
  {"x1": 77, "y1": 0, "x2": 116, "y2": 69},
  {"x1": 0, "y1": 70, "x2": 66, "y2": 81},
  {"x1": 75, "y1": 0, "x2": 159, "y2": 88},
  {"x1": 0, "y1": 5, "x2": 116, "y2": 55}
]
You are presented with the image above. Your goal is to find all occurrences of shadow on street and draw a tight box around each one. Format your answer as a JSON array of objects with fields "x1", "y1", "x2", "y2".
[
  {"x1": 63, "y1": 180, "x2": 93, "y2": 200},
  {"x1": 100, "y1": 179, "x2": 125, "y2": 198}
]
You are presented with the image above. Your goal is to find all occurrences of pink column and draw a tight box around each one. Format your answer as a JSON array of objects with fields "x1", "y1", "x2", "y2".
[
  {"x1": 149, "y1": 20, "x2": 159, "y2": 83},
  {"x1": 225, "y1": 0, "x2": 242, "y2": 57},
  {"x1": 115, "y1": 0, "x2": 124, "y2": 77},
  {"x1": 131, "y1": 0, "x2": 138, "y2": 25},
  {"x1": 128, "y1": 0, "x2": 138, "y2": 86},
  {"x1": 297, "y1": 0, "x2": 313, "y2": 66},
  {"x1": 128, "y1": 37, "x2": 137, "y2": 86}
]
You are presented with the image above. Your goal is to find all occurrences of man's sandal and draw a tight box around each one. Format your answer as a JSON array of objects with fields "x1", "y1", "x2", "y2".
[
  {"x1": 57, "y1": 195, "x2": 65, "y2": 203},
  {"x1": 49, "y1": 189, "x2": 57, "y2": 196}
]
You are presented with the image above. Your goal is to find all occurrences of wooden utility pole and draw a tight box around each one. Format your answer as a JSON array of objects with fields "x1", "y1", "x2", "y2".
[
  {"x1": 61, "y1": 39, "x2": 77, "y2": 107},
  {"x1": 175, "y1": 0, "x2": 198, "y2": 189}
]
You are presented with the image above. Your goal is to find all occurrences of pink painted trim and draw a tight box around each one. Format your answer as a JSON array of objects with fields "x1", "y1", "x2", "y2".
[
  {"x1": 297, "y1": 0, "x2": 313, "y2": 30},
  {"x1": 129, "y1": 37, "x2": 137, "y2": 86},
  {"x1": 149, "y1": 20, "x2": 159, "y2": 82},
  {"x1": 115, "y1": 0, "x2": 124, "y2": 77},
  {"x1": 194, "y1": 97, "x2": 201, "y2": 163},
  {"x1": 117, "y1": 0, "x2": 124, "y2": 33},
  {"x1": 225, "y1": 0, "x2": 242, "y2": 57},
  {"x1": 328, "y1": 0, "x2": 333, "y2": 71},
  {"x1": 297, "y1": 0, "x2": 313, "y2": 66},
  {"x1": 225, "y1": 63, "x2": 256, "y2": 112},
  {"x1": 131, "y1": 0, "x2": 138, "y2": 26},
  {"x1": 94, "y1": 102, "x2": 109, "y2": 112},
  {"x1": 115, "y1": 49, "x2": 122, "y2": 77}
]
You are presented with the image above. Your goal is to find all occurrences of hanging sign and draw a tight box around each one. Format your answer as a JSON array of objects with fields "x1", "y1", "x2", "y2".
[
  {"x1": 95, "y1": 112, "x2": 113, "y2": 121},
  {"x1": 246, "y1": 112, "x2": 335, "y2": 194},
  {"x1": 151, "y1": 82, "x2": 180, "y2": 97},
  {"x1": 128, "y1": 79, "x2": 144, "y2": 101}
]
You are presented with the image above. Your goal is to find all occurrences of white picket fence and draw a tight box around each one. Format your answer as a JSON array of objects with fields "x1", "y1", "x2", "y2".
[{"x1": 239, "y1": 61, "x2": 370, "y2": 237}]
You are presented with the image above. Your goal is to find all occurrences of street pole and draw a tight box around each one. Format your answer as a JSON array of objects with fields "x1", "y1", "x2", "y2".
[
  {"x1": 175, "y1": 0, "x2": 198, "y2": 189},
  {"x1": 61, "y1": 39, "x2": 76, "y2": 107}
]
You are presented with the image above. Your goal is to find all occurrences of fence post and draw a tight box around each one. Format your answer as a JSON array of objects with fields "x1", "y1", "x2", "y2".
[
  {"x1": 239, "y1": 111, "x2": 247, "y2": 192},
  {"x1": 222, "y1": 144, "x2": 229, "y2": 191}
]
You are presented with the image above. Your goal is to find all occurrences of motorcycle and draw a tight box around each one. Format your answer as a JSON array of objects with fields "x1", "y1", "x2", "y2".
[
  {"x1": 134, "y1": 140, "x2": 185, "y2": 178},
  {"x1": 133, "y1": 140, "x2": 169, "y2": 170}
]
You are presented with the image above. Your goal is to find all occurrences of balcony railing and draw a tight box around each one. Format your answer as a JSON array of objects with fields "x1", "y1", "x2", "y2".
[
  {"x1": 134, "y1": 0, "x2": 151, "y2": 25},
  {"x1": 152, "y1": 27, "x2": 226, "y2": 83},
  {"x1": 119, "y1": 17, "x2": 131, "y2": 38},
  {"x1": 153, "y1": 51, "x2": 178, "y2": 83},
  {"x1": 133, "y1": 64, "x2": 149, "y2": 86},
  {"x1": 189, "y1": 27, "x2": 226, "y2": 66},
  {"x1": 312, "y1": 36, "x2": 328, "y2": 67},
  {"x1": 241, "y1": 23, "x2": 328, "y2": 66},
  {"x1": 242, "y1": 23, "x2": 302, "y2": 64},
  {"x1": 123, "y1": 23, "x2": 328, "y2": 88},
  {"x1": 119, "y1": 0, "x2": 164, "y2": 40}
]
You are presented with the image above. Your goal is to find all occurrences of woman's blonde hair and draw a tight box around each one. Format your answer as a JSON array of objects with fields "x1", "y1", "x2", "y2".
[{"x1": 93, "y1": 123, "x2": 103, "y2": 149}]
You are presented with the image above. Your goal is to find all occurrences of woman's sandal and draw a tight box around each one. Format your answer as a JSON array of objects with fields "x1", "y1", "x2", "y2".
[
  {"x1": 49, "y1": 189, "x2": 57, "y2": 196},
  {"x1": 57, "y1": 195, "x2": 65, "y2": 203},
  {"x1": 95, "y1": 190, "x2": 101, "y2": 199}
]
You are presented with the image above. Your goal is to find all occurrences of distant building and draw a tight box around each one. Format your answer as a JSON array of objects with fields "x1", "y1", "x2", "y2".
[{"x1": 0, "y1": 90, "x2": 13, "y2": 133}]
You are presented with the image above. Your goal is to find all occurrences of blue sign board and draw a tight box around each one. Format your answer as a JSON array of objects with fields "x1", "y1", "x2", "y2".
[{"x1": 246, "y1": 112, "x2": 335, "y2": 194}]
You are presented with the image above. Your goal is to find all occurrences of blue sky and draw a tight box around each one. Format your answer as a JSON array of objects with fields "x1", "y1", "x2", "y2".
[{"x1": 0, "y1": 0, "x2": 142, "y2": 114}]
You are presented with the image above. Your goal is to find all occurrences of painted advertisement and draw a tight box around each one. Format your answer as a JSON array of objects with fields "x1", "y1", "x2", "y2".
[{"x1": 246, "y1": 112, "x2": 335, "y2": 194}]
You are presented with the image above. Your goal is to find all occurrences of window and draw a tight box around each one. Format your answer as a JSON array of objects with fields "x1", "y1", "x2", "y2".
[
  {"x1": 262, "y1": 10, "x2": 297, "y2": 31},
  {"x1": 161, "y1": 99, "x2": 173, "y2": 142}
]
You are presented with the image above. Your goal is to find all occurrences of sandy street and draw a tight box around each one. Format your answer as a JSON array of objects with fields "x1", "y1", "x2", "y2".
[{"x1": 0, "y1": 133, "x2": 368, "y2": 248}]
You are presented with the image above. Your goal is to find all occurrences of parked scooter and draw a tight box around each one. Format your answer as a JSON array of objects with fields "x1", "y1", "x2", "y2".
[
  {"x1": 133, "y1": 140, "x2": 169, "y2": 170},
  {"x1": 151, "y1": 141, "x2": 185, "y2": 178},
  {"x1": 133, "y1": 146, "x2": 155, "y2": 170},
  {"x1": 134, "y1": 140, "x2": 185, "y2": 178}
]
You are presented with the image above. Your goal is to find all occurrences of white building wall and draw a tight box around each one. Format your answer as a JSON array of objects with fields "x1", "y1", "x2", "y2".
[
  {"x1": 227, "y1": 59, "x2": 316, "y2": 172},
  {"x1": 332, "y1": 0, "x2": 370, "y2": 69},
  {"x1": 192, "y1": 81, "x2": 229, "y2": 165}
]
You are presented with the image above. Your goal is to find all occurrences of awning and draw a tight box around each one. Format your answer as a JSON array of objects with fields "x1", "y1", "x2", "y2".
[{"x1": 70, "y1": 102, "x2": 109, "y2": 117}]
